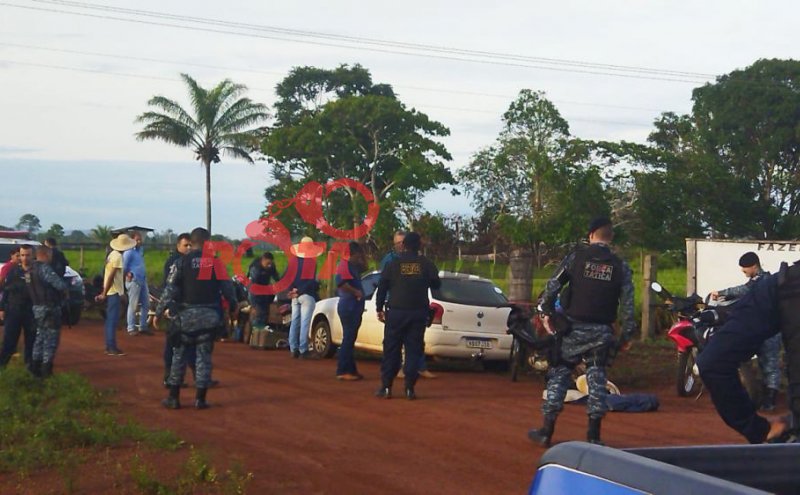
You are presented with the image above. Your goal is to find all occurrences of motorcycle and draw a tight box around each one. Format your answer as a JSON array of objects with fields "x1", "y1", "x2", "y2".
[
  {"x1": 506, "y1": 303, "x2": 552, "y2": 382},
  {"x1": 651, "y1": 282, "x2": 761, "y2": 401}
]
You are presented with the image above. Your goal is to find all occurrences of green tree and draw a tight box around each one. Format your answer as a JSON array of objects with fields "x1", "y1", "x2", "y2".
[
  {"x1": 692, "y1": 59, "x2": 800, "y2": 237},
  {"x1": 136, "y1": 73, "x2": 269, "y2": 233},
  {"x1": 91, "y1": 225, "x2": 113, "y2": 245},
  {"x1": 262, "y1": 65, "x2": 452, "y2": 246},
  {"x1": 43, "y1": 223, "x2": 65, "y2": 240},
  {"x1": 459, "y1": 90, "x2": 609, "y2": 265},
  {"x1": 16, "y1": 213, "x2": 41, "y2": 234}
]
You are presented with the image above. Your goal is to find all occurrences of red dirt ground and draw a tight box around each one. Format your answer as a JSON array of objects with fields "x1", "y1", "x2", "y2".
[{"x1": 4, "y1": 321, "x2": 753, "y2": 494}]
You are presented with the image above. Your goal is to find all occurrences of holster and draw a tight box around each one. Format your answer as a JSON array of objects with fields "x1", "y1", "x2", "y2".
[{"x1": 167, "y1": 317, "x2": 182, "y2": 348}]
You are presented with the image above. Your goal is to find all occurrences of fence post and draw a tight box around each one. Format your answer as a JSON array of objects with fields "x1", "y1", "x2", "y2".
[{"x1": 641, "y1": 254, "x2": 657, "y2": 341}]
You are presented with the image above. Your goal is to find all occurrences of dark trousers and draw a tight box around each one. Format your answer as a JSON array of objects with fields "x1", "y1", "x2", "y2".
[
  {"x1": 0, "y1": 306, "x2": 35, "y2": 366},
  {"x1": 380, "y1": 308, "x2": 427, "y2": 389},
  {"x1": 337, "y1": 309, "x2": 362, "y2": 376},
  {"x1": 250, "y1": 294, "x2": 274, "y2": 328},
  {"x1": 164, "y1": 338, "x2": 196, "y2": 381},
  {"x1": 697, "y1": 276, "x2": 780, "y2": 444}
]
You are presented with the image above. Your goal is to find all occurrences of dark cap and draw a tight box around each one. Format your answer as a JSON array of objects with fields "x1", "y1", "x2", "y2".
[
  {"x1": 738, "y1": 251, "x2": 760, "y2": 268},
  {"x1": 588, "y1": 217, "x2": 613, "y2": 235}
]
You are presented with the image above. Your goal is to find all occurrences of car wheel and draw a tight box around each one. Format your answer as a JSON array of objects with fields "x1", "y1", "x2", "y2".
[{"x1": 310, "y1": 318, "x2": 335, "y2": 358}]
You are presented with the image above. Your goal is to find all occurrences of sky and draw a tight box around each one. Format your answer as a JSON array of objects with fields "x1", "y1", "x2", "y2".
[{"x1": 1, "y1": 0, "x2": 797, "y2": 238}]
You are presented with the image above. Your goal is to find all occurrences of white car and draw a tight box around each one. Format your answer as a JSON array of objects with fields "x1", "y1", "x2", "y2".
[
  {"x1": 308, "y1": 271, "x2": 513, "y2": 365},
  {"x1": 0, "y1": 237, "x2": 84, "y2": 326}
]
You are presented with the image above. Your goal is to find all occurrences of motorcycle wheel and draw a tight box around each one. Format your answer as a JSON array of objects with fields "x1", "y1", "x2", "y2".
[
  {"x1": 509, "y1": 337, "x2": 526, "y2": 382},
  {"x1": 676, "y1": 349, "x2": 701, "y2": 397}
]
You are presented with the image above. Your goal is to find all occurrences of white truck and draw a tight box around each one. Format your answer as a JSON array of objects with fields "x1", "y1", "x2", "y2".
[{"x1": 686, "y1": 238, "x2": 800, "y2": 297}]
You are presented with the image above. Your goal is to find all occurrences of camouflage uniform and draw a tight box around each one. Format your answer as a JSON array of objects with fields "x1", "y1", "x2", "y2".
[
  {"x1": 539, "y1": 249, "x2": 635, "y2": 420},
  {"x1": 156, "y1": 248, "x2": 235, "y2": 408},
  {"x1": 29, "y1": 262, "x2": 68, "y2": 375},
  {"x1": 719, "y1": 269, "x2": 782, "y2": 392},
  {"x1": 529, "y1": 242, "x2": 635, "y2": 446}
]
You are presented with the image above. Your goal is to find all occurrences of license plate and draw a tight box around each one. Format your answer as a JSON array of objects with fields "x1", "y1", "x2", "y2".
[{"x1": 466, "y1": 339, "x2": 493, "y2": 349}]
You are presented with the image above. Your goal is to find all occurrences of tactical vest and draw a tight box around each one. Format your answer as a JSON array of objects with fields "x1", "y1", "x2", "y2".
[
  {"x1": 563, "y1": 244, "x2": 624, "y2": 324},
  {"x1": 28, "y1": 262, "x2": 60, "y2": 306},
  {"x1": 180, "y1": 251, "x2": 220, "y2": 306}
]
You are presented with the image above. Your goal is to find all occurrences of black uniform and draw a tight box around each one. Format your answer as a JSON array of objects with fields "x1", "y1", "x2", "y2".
[
  {"x1": 697, "y1": 261, "x2": 800, "y2": 443},
  {"x1": 0, "y1": 264, "x2": 35, "y2": 368},
  {"x1": 375, "y1": 252, "x2": 440, "y2": 393}
]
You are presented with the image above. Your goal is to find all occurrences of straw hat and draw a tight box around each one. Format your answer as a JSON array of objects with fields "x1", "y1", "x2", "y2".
[
  {"x1": 575, "y1": 374, "x2": 621, "y2": 395},
  {"x1": 109, "y1": 233, "x2": 136, "y2": 252},
  {"x1": 289, "y1": 236, "x2": 323, "y2": 258}
]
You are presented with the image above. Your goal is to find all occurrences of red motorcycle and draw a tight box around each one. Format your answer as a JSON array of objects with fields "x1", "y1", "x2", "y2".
[{"x1": 651, "y1": 282, "x2": 760, "y2": 400}]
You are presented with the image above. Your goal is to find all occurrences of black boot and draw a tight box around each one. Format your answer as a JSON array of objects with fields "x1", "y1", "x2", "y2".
[
  {"x1": 41, "y1": 361, "x2": 53, "y2": 378},
  {"x1": 528, "y1": 415, "x2": 556, "y2": 447},
  {"x1": 587, "y1": 417, "x2": 604, "y2": 445},
  {"x1": 29, "y1": 360, "x2": 43, "y2": 378},
  {"x1": 374, "y1": 386, "x2": 392, "y2": 399},
  {"x1": 761, "y1": 388, "x2": 779, "y2": 412},
  {"x1": 195, "y1": 388, "x2": 209, "y2": 409},
  {"x1": 162, "y1": 385, "x2": 181, "y2": 409}
]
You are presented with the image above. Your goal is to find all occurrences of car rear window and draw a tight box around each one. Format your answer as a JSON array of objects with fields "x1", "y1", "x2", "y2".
[
  {"x1": 432, "y1": 278, "x2": 508, "y2": 307},
  {"x1": 0, "y1": 245, "x2": 16, "y2": 263}
]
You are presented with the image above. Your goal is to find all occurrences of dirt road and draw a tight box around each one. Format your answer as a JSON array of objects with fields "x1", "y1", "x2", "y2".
[{"x1": 51, "y1": 321, "x2": 743, "y2": 494}]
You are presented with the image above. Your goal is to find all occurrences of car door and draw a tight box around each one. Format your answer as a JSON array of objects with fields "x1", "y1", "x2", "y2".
[{"x1": 356, "y1": 273, "x2": 384, "y2": 350}]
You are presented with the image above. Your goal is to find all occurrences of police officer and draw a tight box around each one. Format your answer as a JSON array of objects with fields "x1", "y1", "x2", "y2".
[
  {"x1": 28, "y1": 246, "x2": 68, "y2": 378},
  {"x1": 160, "y1": 232, "x2": 196, "y2": 387},
  {"x1": 698, "y1": 260, "x2": 800, "y2": 443},
  {"x1": 529, "y1": 217, "x2": 636, "y2": 446},
  {"x1": 0, "y1": 245, "x2": 36, "y2": 370},
  {"x1": 375, "y1": 232, "x2": 441, "y2": 400},
  {"x1": 711, "y1": 252, "x2": 782, "y2": 411},
  {"x1": 154, "y1": 228, "x2": 236, "y2": 410}
]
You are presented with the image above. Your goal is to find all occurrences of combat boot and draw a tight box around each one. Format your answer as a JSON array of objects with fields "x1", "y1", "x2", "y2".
[
  {"x1": 41, "y1": 361, "x2": 53, "y2": 379},
  {"x1": 195, "y1": 388, "x2": 209, "y2": 409},
  {"x1": 162, "y1": 385, "x2": 181, "y2": 409},
  {"x1": 29, "y1": 360, "x2": 43, "y2": 378},
  {"x1": 587, "y1": 417, "x2": 604, "y2": 445},
  {"x1": 761, "y1": 388, "x2": 779, "y2": 412},
  {"x1": 527, "y1": 415, "x2": 556, "y2": 447}
]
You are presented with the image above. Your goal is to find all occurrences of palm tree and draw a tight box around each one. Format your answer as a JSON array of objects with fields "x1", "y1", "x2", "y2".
[
  {"x1": 91, "y1": 225, "x2": 113, "y2": 245},
  {"x1": 135, "y1": 73, "x2": 269, "y2": 233}
]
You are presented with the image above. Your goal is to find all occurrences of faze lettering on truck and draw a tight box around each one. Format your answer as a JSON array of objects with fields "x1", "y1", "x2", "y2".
[
  {"x1": 583, "y1": 262, "x2": 614, "y2": 282},
  {"x1": 757, "y1": 243, "x2": 798, "y2": 252}
]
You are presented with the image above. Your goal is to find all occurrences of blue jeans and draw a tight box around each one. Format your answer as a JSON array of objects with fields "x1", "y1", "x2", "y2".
[
  {"x1": 337, "y1": 309, "x2": 362, "y2": 375},
  {"x1": 249, "y1": 294, "x2": 274, "y2": 328},
  {"x1": 125, "y1": 279, "x2": 149, "y2": 332},
  {"x1": 104, "y1": 294, "x2": 121, "y2": 350},
  {"x1": 289, "y1": 294, "x2": 315, "y2": 353}
]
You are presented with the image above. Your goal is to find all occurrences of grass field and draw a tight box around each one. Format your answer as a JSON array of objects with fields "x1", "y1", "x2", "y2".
[{"x1": 66, "y1": 247, "x2": 686, "y2": 332}]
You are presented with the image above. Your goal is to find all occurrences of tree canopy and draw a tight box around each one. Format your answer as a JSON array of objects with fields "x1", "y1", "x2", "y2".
[
  {"x1": 262, "y1": 64, "x2": 453, "y2": 249},
  {"x1": 136, "y1": 73, "x2": 269, "y2": 233}
]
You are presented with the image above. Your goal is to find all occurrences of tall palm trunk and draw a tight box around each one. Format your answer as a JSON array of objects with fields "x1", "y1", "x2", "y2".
[{"x1": 204, "y1": 159, "x2": 212, "y2": 233}]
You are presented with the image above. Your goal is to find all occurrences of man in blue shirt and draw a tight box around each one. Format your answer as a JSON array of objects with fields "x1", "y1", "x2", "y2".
[
  {"x1": 123, "y1": 231, "x2": 151, "y2": 336},
  {"x1": 335, "y1": 242, "x2": 366, "y2": 380}
]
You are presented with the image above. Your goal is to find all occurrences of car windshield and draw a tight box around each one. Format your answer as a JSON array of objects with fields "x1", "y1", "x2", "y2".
[{"x1": 432, "y1": 278, "x2": 508, "y2": 307}]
